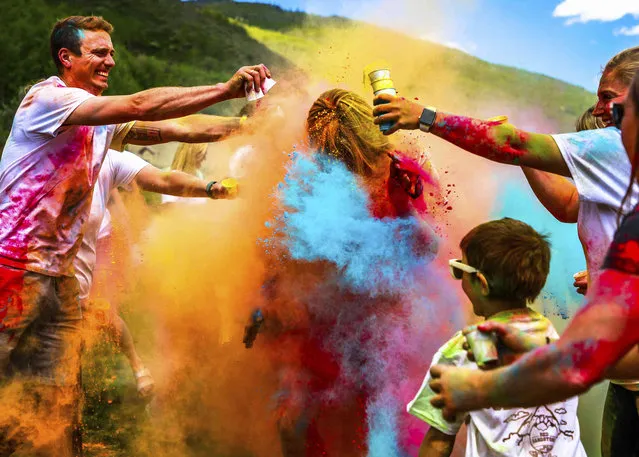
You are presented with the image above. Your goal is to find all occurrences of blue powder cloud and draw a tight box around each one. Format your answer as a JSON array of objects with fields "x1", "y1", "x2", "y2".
[{"x1": 273, "y1": 152, "x2": 436, "y2": 297}]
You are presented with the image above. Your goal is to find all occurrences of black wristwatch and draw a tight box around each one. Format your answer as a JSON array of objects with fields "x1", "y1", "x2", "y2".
[
  {"x1": 205, "y1": 180, "x2": 217, "y2": 198},
  {"x1": 419, "y1": 106, "x2": 437, "y2": 132}
]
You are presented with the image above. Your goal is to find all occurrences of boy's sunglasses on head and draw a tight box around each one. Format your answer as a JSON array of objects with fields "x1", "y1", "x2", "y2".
[
  {"x1": 611, "y1": 103, "x2": 624, "y2": 129},
  {"x1": 449, "y1": 259, "x2": 480, "y2": 280}
]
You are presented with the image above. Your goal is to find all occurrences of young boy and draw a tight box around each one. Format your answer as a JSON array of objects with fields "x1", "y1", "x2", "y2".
[{"x1": 408, "y1": 218, "x2": 586, "y2": 457}]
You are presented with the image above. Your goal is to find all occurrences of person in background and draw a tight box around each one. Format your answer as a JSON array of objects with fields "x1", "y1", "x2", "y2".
[
  {"x1": 0, "y1": 12, "x2": 268, "y2": 454},
  {"x1": 571, "y1": 106, "x2": 606, "y2": 294},
  {"x1": 77, "y1": 148, "x2": 235, "y2": 399},
  {"x1": 576, "y1": 105, "x2": 607, "y2": 132},
  {"x1": 162, "y1": 143, "x2": 209, "y2": 205},
  {"x1": 523, "y1": 105, "x2": 605, "y2": 294}
]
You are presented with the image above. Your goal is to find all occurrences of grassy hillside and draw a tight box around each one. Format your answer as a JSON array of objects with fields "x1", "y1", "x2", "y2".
[
  {"x1": 0, "y1": 0, "x2": 296, "y2": 146},
  {"x1": 205, "y1": 1, "x2": 594, "y2": 131},
  {"x1": 0, "y1": 0, "x2": 595, "y2": 147}
]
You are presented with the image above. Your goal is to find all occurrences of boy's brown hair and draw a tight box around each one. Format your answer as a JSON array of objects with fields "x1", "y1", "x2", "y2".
[
  {"x1": 460, "y1": 218, "x2": 551, "y2": 303},
  {"x1": 50, "y1": 16, "x2": 114, "y2": 71}
]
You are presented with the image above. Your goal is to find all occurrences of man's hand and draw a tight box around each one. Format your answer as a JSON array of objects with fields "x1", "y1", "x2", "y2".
[
  {"x1": 224, "y1": 64, "x2": 271, "y2": 99},
  {"x1": 472, "y1": 322, "x2": 542, "y2": 353},
  {"x1": 428, "y1": 365, "x2": 486, "y2": 422},
  {"x1": 463, "y1": 322, "x2": 545, "y2": 368},
  {"x1": 209, "y1": 180, "x2": 237, "y2": 200},
  {"x1": 372, "y1": 94, "x2": 424, "y2": 135},
  {"x1": 573, "y1": 270, "x2": 588, "y2": 295}
]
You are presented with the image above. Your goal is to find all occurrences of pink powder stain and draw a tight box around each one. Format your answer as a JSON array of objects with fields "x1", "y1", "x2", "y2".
[
  {"x1": 435, "y1": 115, "x2": 526, "y2": 162},
  {"x1": 374, "y1": 151, "x2": 442, "y2": 219},
  {"x1": 548, "y1": 269, "x2": 639, "y2": 389},
  {"x1": 0, "y1": 267, "x2": 25, "y2": 333},
  {"x1": 0, "y1": 126, "x2": 96, "y2": 270},
  {"x1": 610, "y1": 240, "x2": 639, "y2": 272}
]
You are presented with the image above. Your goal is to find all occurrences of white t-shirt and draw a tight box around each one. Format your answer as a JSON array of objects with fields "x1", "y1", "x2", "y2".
[
  {"x1": 74, "y1": 150, "x2": 148, "y2": 299},
  {"x1": 408, "y1": 309, "x2": 587, "y2": 457},
  {"x1": 552, "y1": 127, "x2": 639, "y2": 389},
  {"x1": 0, "y1": 76, "x2": 132, "y2": 276},
  {"x1": 552, "y1": 127, "x2": 639, "y2": 276}
]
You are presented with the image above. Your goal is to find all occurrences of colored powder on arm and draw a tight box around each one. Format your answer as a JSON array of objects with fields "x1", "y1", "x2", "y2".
[{"x1": 432, "y1": 114, "x2": 555, "y2": 165}]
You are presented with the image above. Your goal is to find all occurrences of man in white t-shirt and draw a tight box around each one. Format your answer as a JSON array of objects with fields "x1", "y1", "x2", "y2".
[
  {"x1": 409, "y1": 218, "x2": 586, "y2": 457},
  {"x1": 0, "y1": 14, "x2": 268, "y2": 456},
  {"x1": 76, "y1": 149, "x2": 234, "y2": 398}
]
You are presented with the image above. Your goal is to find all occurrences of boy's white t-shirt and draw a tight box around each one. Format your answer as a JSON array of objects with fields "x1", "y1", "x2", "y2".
[
  {"x1": 0, "y1": 76, "x2": 132, "y2": 276},
  {"x1": 552, "y1": 127, "x2": 639, "y2": 389},
  {"x1": 408, "y1": 309, "x2": 587, "y2": 457},
  {"x1": 74, "y1": 150, "x2": 148, "y2": 299}
]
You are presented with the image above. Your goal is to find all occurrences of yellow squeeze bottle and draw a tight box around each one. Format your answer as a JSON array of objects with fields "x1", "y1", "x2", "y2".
[
  {"x1": 221, "y1": 177, "x2": 239, "y2": 198},
  {"x1": 365, "y1": 63, "x2": 397, "y2": 132}
]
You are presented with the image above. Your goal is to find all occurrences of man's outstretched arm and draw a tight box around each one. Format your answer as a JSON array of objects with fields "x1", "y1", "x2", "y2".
[
  {"x1": 122, "y1": 114, "x2": 243, "y2": 146},
  {"x1": 372, "y1": 95, "x2": 570, "y2": 177},
  {"x1": 66, "y1": 64, "x2": 270, "y2": 126},
  {"x1": 135, "y1": 165, "x2": 230, "y2": 199}
]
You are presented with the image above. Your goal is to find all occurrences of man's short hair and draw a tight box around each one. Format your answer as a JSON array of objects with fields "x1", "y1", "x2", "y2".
[
  {"x1": 50, "y1": 16, "x2": 114, "y2": 71},
  {"x1": 460, "y1": 218, "x2": 551, "y2": 303}
]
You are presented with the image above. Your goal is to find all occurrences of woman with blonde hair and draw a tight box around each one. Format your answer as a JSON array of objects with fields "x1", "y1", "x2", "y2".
[
  {"x1": 170, "y1": 143, "x2": 208, "y2": 178},
  {"x1": 260, "y1": 88, "x2": 439, "y2": 456},
  {"x1": 576, "y1": 105, "x2": 607, "y2": 132}
]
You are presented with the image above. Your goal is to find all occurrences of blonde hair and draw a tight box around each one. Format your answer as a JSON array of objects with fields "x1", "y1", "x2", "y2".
[
  {"x1": 603, "y1": 46, "x2": 639, "y2": 85},
  {"x1": 170, "y1": 143, "x2": 207, "y2": 176},
  {"x1": 307, "y1": 89, "x2": 391, "y2": 176},
  {"x1": 575, "y1": 106, "x2": 605, "y2": 131}
]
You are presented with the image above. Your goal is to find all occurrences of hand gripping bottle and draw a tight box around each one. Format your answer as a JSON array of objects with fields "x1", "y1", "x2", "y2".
[{"x1": 365, "y1": 63, "x2": 397, "y2": 132}]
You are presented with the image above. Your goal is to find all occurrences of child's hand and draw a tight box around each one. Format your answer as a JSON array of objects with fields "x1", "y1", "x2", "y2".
[{"x1": 573, "y1": 270, "x2": 588, "y2": 295}]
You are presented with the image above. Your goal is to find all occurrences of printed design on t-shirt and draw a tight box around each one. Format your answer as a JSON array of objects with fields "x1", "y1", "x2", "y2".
[{"x1": 502, "y1": 405, "x2": 574, "y2": 457}]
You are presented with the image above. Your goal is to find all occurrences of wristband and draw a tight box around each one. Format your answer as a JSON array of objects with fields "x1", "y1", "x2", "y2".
[{"x1": 205, "y1": 180, "x2": 217, "y2": 198}]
